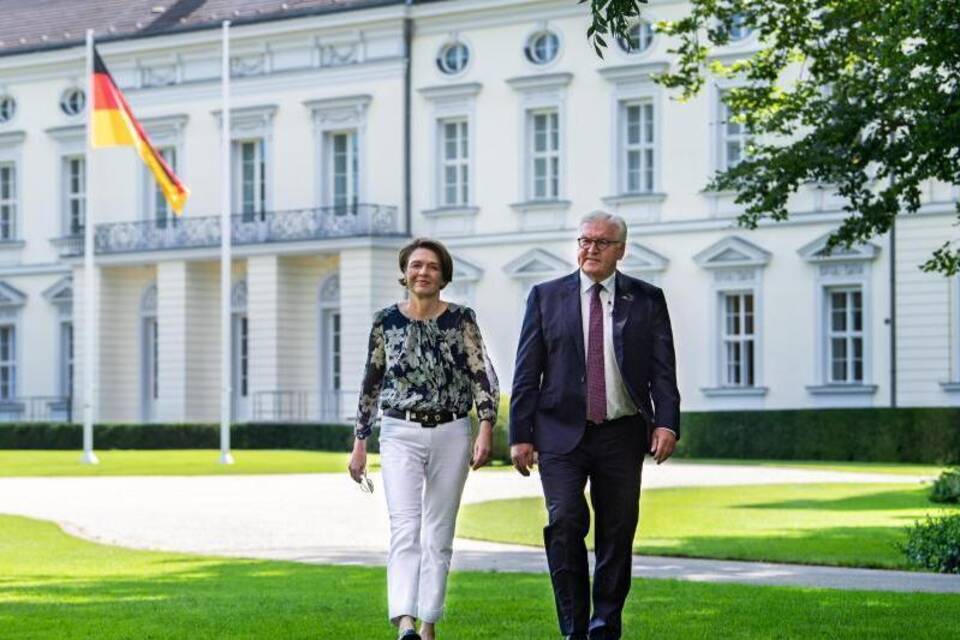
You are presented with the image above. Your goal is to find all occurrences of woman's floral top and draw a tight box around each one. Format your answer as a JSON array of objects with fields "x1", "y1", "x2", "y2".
[{"x1": 354, "y1": 303, "x2": 500, "y2": 439}]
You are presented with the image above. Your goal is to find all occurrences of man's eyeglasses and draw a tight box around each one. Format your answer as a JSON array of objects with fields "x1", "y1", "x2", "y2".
[
  {"x1": 577, "y1": 237, "x2": 622, "y2": 251},
  {"x1": 359, "y1": 471, "x2": 374, "y2": 494}
]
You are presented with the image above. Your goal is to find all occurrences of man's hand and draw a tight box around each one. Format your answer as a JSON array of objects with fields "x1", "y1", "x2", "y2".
[
  {"x1": 649, "y1": 427, "x2": 677, "y2": 465},
  {"x1": 510, "y1": 443, "x2": 536, "y2": 476}
]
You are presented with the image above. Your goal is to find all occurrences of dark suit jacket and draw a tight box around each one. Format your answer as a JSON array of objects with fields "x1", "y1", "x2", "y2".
[{"x1": 509, "y1": 270, "x2": 681, "y2": 455}]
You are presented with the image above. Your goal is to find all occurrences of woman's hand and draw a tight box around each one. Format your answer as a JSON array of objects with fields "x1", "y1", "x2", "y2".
[
  {"x1": 348, "y1": 439, "x2": 367, "y2": 483},
  {"x1": 471, "y1": 420, "x2": 494, "y2": 470}
]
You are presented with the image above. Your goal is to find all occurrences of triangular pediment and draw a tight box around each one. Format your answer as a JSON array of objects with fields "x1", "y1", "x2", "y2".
[
  {"x1": 0, "y1": 281, "x2": 27, "y2": 306},
  {"x1": 694, "y1": 236, "x2": 771, "y2": 269},
  {"x1": 797, "y1": 232, "x2": 880, "y2": 263},
  {"x1": 621, "y1": 243, "x2": 669, "y2": 272},
  {"x1": 42, "y1": 276, "x2": 73, "y2": 304},
  {"x1": 503, "y1": 249, "x2": 572, "y2": 278},
  {"x1": 452, "y1": 255, "x2": 484, "y2": 282}
]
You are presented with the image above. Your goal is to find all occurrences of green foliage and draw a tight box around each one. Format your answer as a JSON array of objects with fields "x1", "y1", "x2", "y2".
[
  {"x1": 585, "y1": 0, "x2": 960, "y2": 275},
  {"x1": 675, "y1": 408, "x2": 960, "y2": 464},
  {"x1": 0, "y1": 422, "x2": 380, "y2": 453},
  {"x1": 901, "y1": 514, "x2": 960, "y2": 574},
  {"x1": 930, "y1": 468, "x2": 960, "y2": 504},
  {"x1": 580, "y1": 0, "x2": 648, "y2": 57}
]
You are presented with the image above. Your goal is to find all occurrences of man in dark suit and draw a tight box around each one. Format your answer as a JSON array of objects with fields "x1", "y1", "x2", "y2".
[{"x1": 510, "y1": 211, "x2": 681, "y2": 640}]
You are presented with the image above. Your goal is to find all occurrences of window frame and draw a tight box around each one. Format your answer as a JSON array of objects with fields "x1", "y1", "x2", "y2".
[
  {"x1": 326, "y1": 130, "x2": 360, "y2": 214},
  {"x1": 438, "y1": 118, "x2": 470, "y2": 207},
  {"x1": 719, "y1": 290, "x2": 757, "y2": 388},
  {"x1": 620, "y1": 99, "x2": 656, "y2": 194},
  {"x1": 0, "y1": 323, "x2": 15, "y2": 400},
  {"x1": 63, "y1": 155, "x2": 85, "y2": 235},
  {"x1": 617, "y1": 20, "x2": 655, "y2": 55},
  {"x1": 232, "y1": 138, "x2": 267, "y2": 220},
  {"x1": 824, "y1": 285, "x2": 865, "y2": 385},
  {"x1": 527, "y1": 108, "x2": 561, "y2": 201}
]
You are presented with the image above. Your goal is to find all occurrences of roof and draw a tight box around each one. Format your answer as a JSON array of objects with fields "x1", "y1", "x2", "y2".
[{"x1": 0, "y1": 0, "x2": 404, "y2": 57}]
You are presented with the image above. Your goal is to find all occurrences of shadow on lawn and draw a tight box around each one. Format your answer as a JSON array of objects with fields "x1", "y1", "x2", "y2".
[
  {"x1": 738, "y1": 487, "x2": 951, "y2": 512},
  {"x1": 634, "y1": 525, "x2": 914, "y2": 569}
]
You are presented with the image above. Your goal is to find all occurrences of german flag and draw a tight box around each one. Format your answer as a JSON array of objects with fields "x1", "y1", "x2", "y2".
[{"x1": 92, "y1": 48, "x2": 189, "y2": 215}]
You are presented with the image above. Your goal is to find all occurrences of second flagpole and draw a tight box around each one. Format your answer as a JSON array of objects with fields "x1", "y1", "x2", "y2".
[
  {"x1": 81, "y1": 29, "x2": 99, "y2": 465},
  {"x1": 219, "y1": 20, "x2": 234, "y2": 465}
]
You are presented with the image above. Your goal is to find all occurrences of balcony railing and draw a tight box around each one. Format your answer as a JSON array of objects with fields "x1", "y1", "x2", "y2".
[
  {"x1": 58, "y1": 204, "x2": 402, "y2": 257},
  {"x1": 0, "y1": 396, "x2": 72, "y2": 423},
  {"x1": 251, "y1": 390, "x2": 346, "y2": 424}
]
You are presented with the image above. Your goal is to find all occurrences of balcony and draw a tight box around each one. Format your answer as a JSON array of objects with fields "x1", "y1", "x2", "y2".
[
  {"x1": 0, "y1": 396, "x2": 72, "y2": 423},
  {"x1": 57, "y1": 204, "x2": 403, "y2": 257}
]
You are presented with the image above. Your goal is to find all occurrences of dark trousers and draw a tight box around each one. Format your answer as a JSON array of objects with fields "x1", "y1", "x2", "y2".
[{"x1": 538, "y1": 415, "x2": 644, "y2": 640}]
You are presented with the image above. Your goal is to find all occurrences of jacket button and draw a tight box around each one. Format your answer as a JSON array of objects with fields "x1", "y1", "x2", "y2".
[{"x1": 581, "y1": 375, "x2": 585, "y2": 383}]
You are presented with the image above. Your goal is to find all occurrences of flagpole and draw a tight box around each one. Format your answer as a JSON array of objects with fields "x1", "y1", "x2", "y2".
[
  {"x1": 219, "y1": 20, "x2": 234, "y2": 465},
  {"x1": 81, "y1": 29, "x2": 99, "y2": 465}
]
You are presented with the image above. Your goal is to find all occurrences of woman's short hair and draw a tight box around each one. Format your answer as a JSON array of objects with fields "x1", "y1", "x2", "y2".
[{"x1": 398, "y1": 237, "x2": 454, "y2": 289}]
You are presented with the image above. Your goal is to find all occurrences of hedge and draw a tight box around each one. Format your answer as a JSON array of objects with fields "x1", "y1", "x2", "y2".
[
  {"x1": 674, "y1": 408, "x2": 960, "y2": 465},
  {"x1": 2, "y1": 406, "x2": 958, "y2": 465},
  {"x1": 0, "y1": 422, "x2": 379, "y2": 453}
]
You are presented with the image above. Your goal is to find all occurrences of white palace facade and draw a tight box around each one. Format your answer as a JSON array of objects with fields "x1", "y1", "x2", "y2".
[{"x1": 0, "y1": 0, "x2": 957, "y2": 425}]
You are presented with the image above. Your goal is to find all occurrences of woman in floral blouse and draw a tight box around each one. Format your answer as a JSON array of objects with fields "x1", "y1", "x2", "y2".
[{"x1": 349, "y1": 237, "x2": 499, "y2": 640}]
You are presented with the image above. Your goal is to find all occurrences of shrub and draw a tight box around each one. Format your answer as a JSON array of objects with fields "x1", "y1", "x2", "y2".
[
  {"x1": 930, "y1": 468, "x2": 960, "y2": 504},
  {"x1": 901, "y1": 514, "x2": 960, "y2": 574}
]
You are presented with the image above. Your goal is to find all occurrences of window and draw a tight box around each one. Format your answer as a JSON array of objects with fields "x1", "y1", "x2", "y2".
[
  {"x1": 718, "y1": 90, "x2": 751, "y2": 171},
  {"x1": 331, "y1": 313, "x2": 341, "y2": 392},
  {"x1": 60, "y1": 321, "x2": 73, "y2": 399},
  {"x1": 0, "y1": 325, "x2": 14, "y2": 400},
  {"x1": 0, "y1": 97, "x2": 15, "y2": 123},
  {"x1": 720, "y1": 292, "x2": 755, "y2": 386},
  {"x1": 729, "y1": 14, "x2": 753, "y2": 41},
  {"x1": 525, "y1": 31, "x2": 560, "y2": 65},
  {"x1": 60, "y1": 89, "x2": 85, "y2": 116},
  {"x1": 233, "y1": 139, "x2": 266, "y2": 220},
  {"x1": 64, "y1": 155, "x2": 85, "y2": 234},
  {"x1": 236, "y1": 315, "x2": 248, "y2": 398},
  {"x1": 437, "y1": 42, "x2": 470, "y2": 75},
  {"x1": 328, "y1": 131, "x2": 359, "y2": 214},
  {"x1": 140, "y1": 284, "x2": 158, "y2": 421},
  {"x1": 618, "y1": 21, "x2": 654, "y2": 54},
  {"x1": 440, "y1": 119, "x2": 469, "y2": 206},
  {"x1": 150, "y1": 147, "x2": 177, "y2": 227},
  {"x1": 622, "y1": 101, "x2": 655, "y2": 193},
  {"x1": 826, "y1": 287, "x2": 864, "y2": 384},
  {"x1": 0, "y1": 162, "x2": 15, "y2": 240},
  {"x1": 529, "y1": 109, "x2": 560, "y2": 200}
]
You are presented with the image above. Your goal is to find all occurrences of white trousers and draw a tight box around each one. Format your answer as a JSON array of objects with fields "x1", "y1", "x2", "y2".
[{"x1": 379, "y1": 414, "x2": 472, "y2": 624}]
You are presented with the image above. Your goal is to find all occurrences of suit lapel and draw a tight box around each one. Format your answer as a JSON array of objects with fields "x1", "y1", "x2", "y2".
[
  {"x1": 564, "y1": 271, "x2": 586, "y2": 369},
  {"x1": 612, "y1": 271, "x2": 632, "y2": 371}
]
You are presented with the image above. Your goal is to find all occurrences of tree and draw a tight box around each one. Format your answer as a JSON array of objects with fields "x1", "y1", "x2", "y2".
[{"x1": 583, "y1": 0, "x2": 960, "y2": 276}]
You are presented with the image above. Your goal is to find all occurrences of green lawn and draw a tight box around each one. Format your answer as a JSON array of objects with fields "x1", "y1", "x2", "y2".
[
  {"x1": 459, "y1": 483, "x2": 960, "y2": 569},
  {"x1": 0, "y1": 450, "x2": 379, "y2": 476},
  {"x1": 1, "y1": 515, "x2": 958, "y2": 639},
  {"x1": 672, "y1": 458, "x2": 948, "y2": 476}
]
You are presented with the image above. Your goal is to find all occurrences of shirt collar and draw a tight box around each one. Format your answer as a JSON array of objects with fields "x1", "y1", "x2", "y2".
[{"x1": 579, "y1": 269, "x2": 617, "y2": 295}]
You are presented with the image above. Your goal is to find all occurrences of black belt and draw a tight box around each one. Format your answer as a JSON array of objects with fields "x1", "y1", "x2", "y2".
[{"x1": 384, "y1": 408, "x2": 461, "y2": 428}]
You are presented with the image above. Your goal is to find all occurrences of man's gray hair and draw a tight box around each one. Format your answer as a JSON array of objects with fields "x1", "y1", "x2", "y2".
[{"x1": 579, "y1": 210, "x2": 628, "y2": 242}]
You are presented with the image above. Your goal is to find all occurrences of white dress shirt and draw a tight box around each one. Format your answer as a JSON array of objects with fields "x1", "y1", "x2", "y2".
[{"x1": 579, "y1": 269, "x2": 676, "y2": 436}]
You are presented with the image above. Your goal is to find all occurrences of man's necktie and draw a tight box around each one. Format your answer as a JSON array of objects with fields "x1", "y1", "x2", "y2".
[{"x1": 587, "y1": 282, "x2": 607, "y2": 424}]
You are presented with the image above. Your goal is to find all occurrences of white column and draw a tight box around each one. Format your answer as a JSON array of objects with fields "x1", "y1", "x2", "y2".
[
  {"x1": 157, "y1": 261, "x2": 188, "y2": 422},
  {"x1": 248, "y1": 254, "x2": 281, "y2": 416},
  {"x1": 339, "y1": 244, "x2": 401, "y2": 422}
]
